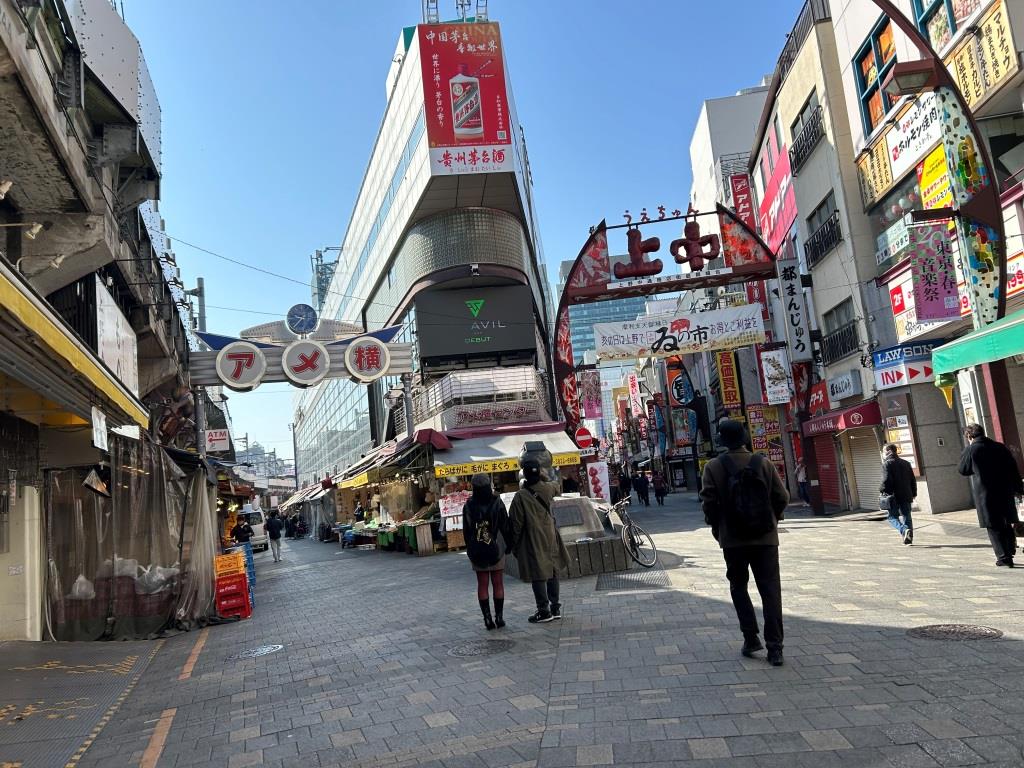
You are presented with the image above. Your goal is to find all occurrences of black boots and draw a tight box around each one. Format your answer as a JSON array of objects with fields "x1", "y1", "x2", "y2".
[
  {"x1": 741, "y1": 636, "x2": 764, "y2": 658},
  {"x1": 494, "y1": 598, "x2": 505, "y2": 629},
  {"x1": 479, "y1": 599, "x2": 496, "y2": 630}
]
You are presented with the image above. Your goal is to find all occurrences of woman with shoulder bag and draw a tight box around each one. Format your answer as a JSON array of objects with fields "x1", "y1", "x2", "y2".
[{"x1": 462, "y1": 474, "x2": 510, "y2": 630}]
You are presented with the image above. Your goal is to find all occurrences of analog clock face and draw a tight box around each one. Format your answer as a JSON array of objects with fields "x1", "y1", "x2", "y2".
[{"x1": 286, "y1": 303, "x2": 318, "y2": 335}]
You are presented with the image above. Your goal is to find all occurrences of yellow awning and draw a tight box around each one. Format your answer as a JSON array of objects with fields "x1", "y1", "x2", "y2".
[
  {"x1": 433, "y1": 429, "x2": 581, "y2": 478},
  {"x1": 0, "y1": 265, "x2": 148, "y2": 428}
]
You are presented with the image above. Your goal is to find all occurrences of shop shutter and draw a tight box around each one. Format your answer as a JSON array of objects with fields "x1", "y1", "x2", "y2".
[
  {"x1": 812, "y1": 434, "x2": 841, "y2": 505},
  {"x1": 848, "y1": 429, "x2": 884, "y2": 510}
]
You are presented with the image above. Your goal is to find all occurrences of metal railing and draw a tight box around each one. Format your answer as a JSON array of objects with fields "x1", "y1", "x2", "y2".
[
  {"x1": 777, "y1": 0, "x2": 832, "y2": 84},
  {"x1": 789, "y1": 106, "x2": 825, "y2": 173},
  {"x1": 396, "y1": 366, "x2": 550, "y2": 428},
  {"x1": 820, "y1": 321, "x2": 859, "y2": 365},
  {"x1": 804, "y1": 211, "x2": 843, "y2": 268}
]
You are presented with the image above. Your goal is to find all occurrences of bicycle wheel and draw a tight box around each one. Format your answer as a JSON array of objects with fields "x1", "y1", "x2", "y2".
[{"x1": 621, "y1": 524, "x2": 658, "y2": 567}]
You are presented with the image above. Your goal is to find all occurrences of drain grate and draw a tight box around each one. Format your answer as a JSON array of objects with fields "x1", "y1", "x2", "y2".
[
  {"x1": 595, "y1": 568, "x2": 670, "y2": 591},
  {"x1": 227, "y1": 644, "x2": 284, "y2": 660},
  {"x1": 447, "y1": 639, "x2": 516, "y2": 658},
  {"x1": 907, "y1": 624, "x2": 1003, "y2": 641}
]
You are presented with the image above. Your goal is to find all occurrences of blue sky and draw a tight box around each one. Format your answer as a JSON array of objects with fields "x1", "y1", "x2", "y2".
[{"x1": 124, "y1": 0, "x2": 799, "y2": 465}]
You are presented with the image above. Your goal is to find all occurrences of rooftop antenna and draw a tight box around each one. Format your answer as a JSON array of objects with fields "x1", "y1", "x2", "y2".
[
  {"x1": 456, "y1": 0, "x2": 471, "y2": 20},
  {"x1": 476, "y1": 0, "x2": 488, "y2": 20},
  {"x1": 423, "y1": 0, "x2": 439, "y2": 23}
]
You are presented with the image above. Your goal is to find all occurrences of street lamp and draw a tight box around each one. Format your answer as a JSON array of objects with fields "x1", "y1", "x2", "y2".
[
  {"x1": 0, "y1": 221, "x2": 45, "y2": 239},
  {"x1": 881, "y1": 60, "x2": 941, "y2": 98}
]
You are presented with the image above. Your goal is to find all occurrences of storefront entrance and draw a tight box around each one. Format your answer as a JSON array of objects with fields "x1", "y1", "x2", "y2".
[
  {"x1": 846, "y1": 429, "x2": 883, "y2": 510},
  {"x1": 812, "y1": 434, "x2": 842, "y2": 505}
]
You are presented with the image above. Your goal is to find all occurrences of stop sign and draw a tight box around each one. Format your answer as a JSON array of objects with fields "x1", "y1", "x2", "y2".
[{"x1": 574, "y1": 427, "x2": 593, "y2": 449}]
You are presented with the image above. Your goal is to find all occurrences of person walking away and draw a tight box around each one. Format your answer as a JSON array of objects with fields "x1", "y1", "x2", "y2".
[
  {"x1": 880, "y1": 444, "x2": 916, "y2": 545},
  {"x1": 700, "y1": 419, "x2": 789, "y2": 666},
  {"x1": 653, "y1": 472, "x2": 667, "y2": 506},
  {"x1": 796, "y1": 458, "x2": 810, "y2": 507},
  {"x1": 958, "y1": 423, "x2": 1024, "y2": 567},
  {"x1": 462, "y1": 474, "x2": 510, "y2": 630},
  {"x1": 509, "y1": 456, "x2": 569, "y2": 623},
  {"x1": 620, "y1": 471, "x2": 633, "y2": 503},
  {"x1": 634, "y1": 472, "x2": 651, "y2": 507},
  {"x1": 230, "y1": 515, "x2": 254, "y2": 546},
  {"x1": 265, "y1": 510, "x2": 284, "y2": 562},
  {"x1": 284, "y1": 512, "x2": 296, "y2": 539}
]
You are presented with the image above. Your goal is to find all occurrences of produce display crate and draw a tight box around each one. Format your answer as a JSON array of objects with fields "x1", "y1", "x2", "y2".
[{"x1": 446, "y1": 529, "x2": 466, "y2": 550}]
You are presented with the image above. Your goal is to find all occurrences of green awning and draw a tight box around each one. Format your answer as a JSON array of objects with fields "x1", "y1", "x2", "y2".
[{"x1": 932, "y1": 309, "x2": 1024, "y2": 375}]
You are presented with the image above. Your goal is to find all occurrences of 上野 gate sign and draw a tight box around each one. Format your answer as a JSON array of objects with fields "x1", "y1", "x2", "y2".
[
  {"x1": 593, "y1": 304, "x2": 764, "y2": 361},
  {"x1": 345, "y1": 337, "x2": 391, "y2": 382},
  {"x1": 215, "y1": 341, "x2": 267, "y2": 392},
  {"x1": 283, "y1": 340, "x2": 330, "y2": 387}
]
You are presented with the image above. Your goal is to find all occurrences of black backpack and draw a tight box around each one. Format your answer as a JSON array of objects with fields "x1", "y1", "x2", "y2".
[
  {"x1": 720, "y1": 453, "x2": 775, "y2": 538},
  {"x1": 466, "y1": 499, "x2": 502, "y2": 568}
]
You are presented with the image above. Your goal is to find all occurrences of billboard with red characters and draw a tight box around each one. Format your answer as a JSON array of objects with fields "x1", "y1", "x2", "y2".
[{"x1": 418, "y1": 23, "x2": 514, "y2": 175}]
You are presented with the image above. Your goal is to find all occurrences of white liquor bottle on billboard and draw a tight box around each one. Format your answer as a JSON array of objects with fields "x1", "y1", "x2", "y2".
[{"x1": 450, "y1": 64, "x2": 483, "y2": 140}]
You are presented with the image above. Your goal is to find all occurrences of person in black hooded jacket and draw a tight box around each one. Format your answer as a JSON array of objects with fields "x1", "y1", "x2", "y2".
[{"x1": 462, "y1": 474, "x2": 511, "y2": 630}]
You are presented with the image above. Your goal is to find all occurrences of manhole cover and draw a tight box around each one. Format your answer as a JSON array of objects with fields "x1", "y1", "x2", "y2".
[
  {"x1": 907, "y1": 624, "x2": 1003, "y2": 641},
  {"x1": 227, "y1": 644, "x2": 284, "y2": 660},
  {"x1": 447, "y1": 639, "x2": 515, "y2": 658},
  {"x1": 595, "y1": 568, "x2": 670, "y2": 591}
]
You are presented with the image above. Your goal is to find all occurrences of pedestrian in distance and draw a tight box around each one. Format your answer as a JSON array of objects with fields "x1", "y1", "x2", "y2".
[
  {"x1": 796, "y1": 458, "x2": 811, "y2": 507},
  {"x1": 620, "y1": 471, "x2": 633, "y2": 503},
  {"x1": 509, "y1": 456, "x2": 569, "y2": 624},
  {"x1": 230, "y1": 515, "x2": 254, "y2": 546},
  {"x1": 462, "y1": 474, "x2": 510, "y2": 630},
  {"x1": 265, "y1": 510, "x2": 284, "y2": 562},
  {"x1": 653, "y1": 471, "x2": 668, "y2": 506},
  {"x1": 880, "y1": 443, "x2": 916, "y2": 545},
  {"x1": 634, "y1": 472, "x2": 651, "y2": 507},
  {"x1": 701, "y1": 419, "x2": 789, "y2": 666},
  {"x1": 958, "y1": 423, "x2": 1024, "y2": 567},
  {"x1": 284, "y1": 512, "x2": 296, "y2": 539}
]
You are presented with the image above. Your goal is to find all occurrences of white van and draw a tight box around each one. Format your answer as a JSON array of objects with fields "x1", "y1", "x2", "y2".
[{"x1": 236, "y1": 505, "x2": 268, "y2": 551}]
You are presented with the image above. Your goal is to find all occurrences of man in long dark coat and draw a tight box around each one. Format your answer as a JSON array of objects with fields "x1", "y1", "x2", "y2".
[
  {"x1": 958, "y1": 423, "x2": 1024, "y2": 567},
  {"x1": 509, "y1": 457, "x2": 569, "y2": 624}
]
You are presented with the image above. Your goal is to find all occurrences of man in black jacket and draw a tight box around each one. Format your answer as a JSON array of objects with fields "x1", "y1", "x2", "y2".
[
  {"x1": 265, "y1": 511, "x2": 284, "y2": 562},
  {"x1": 958, "y1": 424, "x2": 1024, "y2": 567},
  {"x1": 700, "y1": 419, "x2": 789, "y2": 666},
  {"x1": 880, "y1": 443, "x2": 917, "y2": 545}
]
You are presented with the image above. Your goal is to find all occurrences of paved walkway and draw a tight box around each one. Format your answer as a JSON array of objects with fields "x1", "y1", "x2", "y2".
[{"x1": 4, "y1": 492, "x2": 1024, "y2": 767}]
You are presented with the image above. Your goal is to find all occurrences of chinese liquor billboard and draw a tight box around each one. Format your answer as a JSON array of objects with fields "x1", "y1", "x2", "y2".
[{"x1": 418, "y1": 23, "x2": 513, "y2": 176}]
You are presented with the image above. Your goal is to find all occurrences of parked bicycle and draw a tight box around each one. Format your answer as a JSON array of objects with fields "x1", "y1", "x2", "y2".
[{"x1": 605, "y1": 497, "x2": 658, "y2": 567}]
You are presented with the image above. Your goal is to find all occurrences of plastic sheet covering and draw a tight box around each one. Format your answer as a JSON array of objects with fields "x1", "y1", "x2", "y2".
[
  {"x1": 45, "y1": 435, "x2": 187, "y2": 641},
  {"x1": 174, "y1": 469, "x2": 217, "y2": 627}
]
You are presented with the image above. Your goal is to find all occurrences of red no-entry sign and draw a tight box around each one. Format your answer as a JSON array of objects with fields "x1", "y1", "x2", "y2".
[{"x1": 574, "y1": 427, "x2": 593, "y2": 449}]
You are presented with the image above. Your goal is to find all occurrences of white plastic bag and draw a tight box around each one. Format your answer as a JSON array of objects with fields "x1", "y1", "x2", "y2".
[{"x1": 69, "y1": 574, "x2": 95, "y2": 600}]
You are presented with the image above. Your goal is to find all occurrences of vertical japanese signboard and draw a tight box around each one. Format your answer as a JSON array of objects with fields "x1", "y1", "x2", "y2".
[
  {"x1": 759, "y1": 348, "x2": 793, "y2": 405},
  {"x1": 910, "y1": 223, "x2": 959, "y2": 321},
  {"x1": 729, "y1": 174, "x2": 757, "y2": 233},
  {"x1": 944, "y1": 0, "x2": 1018, "y2": 109},
  {"x1": 580, "y1": 370, "x2": 602, "y2": 418},
  {"x1": 627, "y1": 373, "x2": 644, "y2": 417},
  {"x1": 747, "y1": 404, "x2": 786, "y2": 480},
  {"x1": 418, "y1": 23, "x2": 513, "y2": 175},
  {"x1": 857, "y1": 139, "x2": 894, "y2": 208},
  {"x1": 716, "y1": 351, "x2": 742, "y2": 411},
  {"x1": 757, "y1": 148, "x2": 797, "y2": 255},
  {"x1": 776, "y1": 258, "x2": 811, "y2": 361}
]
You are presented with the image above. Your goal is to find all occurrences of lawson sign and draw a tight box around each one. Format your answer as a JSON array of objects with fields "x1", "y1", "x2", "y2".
[{"x1": 871, "y1": 340, "x2": 946, "y2": 369}]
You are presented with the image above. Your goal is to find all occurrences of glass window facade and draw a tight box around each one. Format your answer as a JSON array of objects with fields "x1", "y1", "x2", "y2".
[{"x1": 854, "y1": 17, "x2": 897, "y2": 134}]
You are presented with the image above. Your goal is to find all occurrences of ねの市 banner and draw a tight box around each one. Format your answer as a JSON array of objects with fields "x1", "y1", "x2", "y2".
[{"x1": 593, "y1": 304, "x2": 765, "y2": 361}]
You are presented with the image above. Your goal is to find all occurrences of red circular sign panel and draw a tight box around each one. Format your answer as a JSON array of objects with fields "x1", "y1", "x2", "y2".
[{"x1": 574, "y1": 427, "x2": 593, "y2": 448}]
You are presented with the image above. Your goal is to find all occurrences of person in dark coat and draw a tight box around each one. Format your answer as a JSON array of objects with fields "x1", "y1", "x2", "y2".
[
  {"x1": 634, "y1": 472, "x2": 650, "y2": 507},
  {"x1": 265, "y1": 510, "x2": 284, "y2": 562},
  {"x1": 462, "y1": 474, "x2": 510, "y2": 630},
  {"x1": 509, "y1": 457, "x2": 569, "y2": 624},
  {"x1": 619, "y1": 471, "x2": 633, "y2": 502},
  {"x1": 652, "y1": 472, "x2": 668, "y2": 506},
  {"x1": 958, "y1": 423, "x2": 1023, "y2": 567},
  {"x1": 701, "y1": 419, "x2": 789, "y2": 666},
  {"x1": 880, "y1": 443, "x2": 917, "y2": 545}
]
